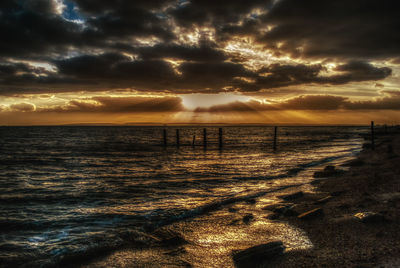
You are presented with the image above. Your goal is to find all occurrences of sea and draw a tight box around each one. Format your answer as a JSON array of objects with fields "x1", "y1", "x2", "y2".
[{"x1": 0, "y1": 126, "x2": 368, "y2": 267}]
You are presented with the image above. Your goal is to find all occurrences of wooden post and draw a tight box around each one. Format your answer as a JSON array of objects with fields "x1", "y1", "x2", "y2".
[
  {"x1": 371, "y1": 121, "x2": 375, "y2": 150},
  {"x1": 218, "y1": 128, "x2": 223, "y2": 149},
  {"x1": 163, "y1": 128, "x2": 167, "y2": 146},
  {"x1": 273, "y1": 126, "x2": 278, "y2": 151},
  {"x1": 176, "y1": 129, "x2": 180, "y2": 147},
  {"x1": 192, "y1": 135, "x2": 196, "y2": 147},
  {"x1": 203, "y1": 128, "x2": 207, "y2": 148}
]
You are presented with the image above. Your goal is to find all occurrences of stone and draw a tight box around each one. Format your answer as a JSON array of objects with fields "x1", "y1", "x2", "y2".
[
  {"x1": 297, "y1": 208, "x2": 323, "y2": 220},
  {"x1": 228, "y1": 207, "x2": 238, "y2": 213},
  {"x1": 152, "y1": 228, "x2": 187, "y2": 247},
  {"x1": 282, "y1": 207, "x2": 298, "y2": 217},
  {"x1": 343, "y1": 159, "x2": 365, "y2": 167},
  {"x1": 273, "y1": 205, "x2": 288, "y2": 214},
  {"x1": 242, "y1": 214, "x2": 254, "y2": 224},
  {"x1": 279, "y1": 191, "x2": 304, "y2": 201},
  {"x1": 310, "y1": 179, "x2": 325, "y2": 185},
  {"x1": 266, "y1": 213, "x2": 280, "y2": 220},
  {"x1": 354, "y1": 212, "x2": 386, "y2": 224},
  {"x1": 232, "y1": 241, "x2": 285, "y2": 267},
  {"x1": 330, "y1": 190, "x2": 345, "y2": 196},
  {"x1": 263, "y1": 203, "x2": 298, "y2": 217},
  {"x1": 313, "y1": 165, "x2": 344, "y2": 178},
  {"x1": 245, "y1": 198, "x2": 256, "y2": 204}
]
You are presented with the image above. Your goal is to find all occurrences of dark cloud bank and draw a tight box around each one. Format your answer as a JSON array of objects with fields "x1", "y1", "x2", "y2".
[
  {"x1": 7, "y1": 91, "x2": 399, "y2": 114},
  {"x1": 0, "y1": 0, "x2": 399, "y2": 96},
  {"x1": 194, "y1": 92, "x2": 400, "y2": 113}
]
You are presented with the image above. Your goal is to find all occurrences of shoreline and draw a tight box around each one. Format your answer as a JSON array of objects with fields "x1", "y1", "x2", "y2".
[
  {"x1": 81, "y1": 131, "x2": 400, "y2": 267},
  {"x1": 268, "y1": 131, "x2": 400, "y2": 267}
]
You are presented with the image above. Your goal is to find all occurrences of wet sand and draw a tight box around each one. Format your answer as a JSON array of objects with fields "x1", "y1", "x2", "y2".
[{"x1": 82, "y1": 132, "x2": 400, "y2": 268}]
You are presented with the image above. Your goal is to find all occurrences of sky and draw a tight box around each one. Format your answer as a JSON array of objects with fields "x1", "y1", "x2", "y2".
[{"x1": 0, "y1": 0, "x2": 400, "y2": 125}]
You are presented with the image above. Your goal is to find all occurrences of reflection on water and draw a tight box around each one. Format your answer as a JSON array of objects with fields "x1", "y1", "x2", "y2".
[{"x1": 0, "y1": 126, "x2": 366, "y2": 266}]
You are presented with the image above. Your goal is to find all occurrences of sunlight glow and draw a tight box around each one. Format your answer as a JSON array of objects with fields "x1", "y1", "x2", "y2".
[{"x1": 180, "y1": 93, "x2": 251, "y2": 109}]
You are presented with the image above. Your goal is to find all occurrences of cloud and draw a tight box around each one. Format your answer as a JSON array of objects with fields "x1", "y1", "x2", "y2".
[
  {"x1": 170, "y1": 0, "x2": 272, "y2": 27},
  {"x1": 52, "y1": 53, "x2": 258, "y2": 92},
  {"x1": 10, "y1": 102, "x2": 36, "y2": 112},
  {"x1": 23, "y1": 0, "x2": 65, "y2": 15},
  {"x1": 0, "y1": 56, "x2": 391, "y2": 95},
  {"x1": 136, "y1": 42, "x2": 227, "y2": 62},
  {"x1": 258, "y1": 0, "x2": 400, "y2": 59},
  {"x1": 41, "y1": 96, "x2": 184, "y2": 113},
  {"x1": 0, "y1": 2, "x2": 81, "y2": 58},
  {"x1": 0, "y1": 0, "x2": 175, "y2": 59},
  {"x1": 0, "y1": 0, "x2": 397, "y2": 99},
  {"x1": 239, "y1": 61, "x2": 391, "y2": 92},
  {"x1": 331, "y1": 61, "x2": 392, "y2": 83},
  {"x1": 345, "y1": 91, "x2": 400, "y2": 110},
  {"x1": 195, "y1": 93, "x2": 400, "y2": 112},
  {"x1": 278, "y1": 95, "x2": 347, "y2": 110}
]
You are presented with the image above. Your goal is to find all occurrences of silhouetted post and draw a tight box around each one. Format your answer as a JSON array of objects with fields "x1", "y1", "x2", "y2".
[
  {"x1": 192, "y1": 135, "x2": 196, "y2": 147},
  {"x1": 273, "y1": 126, "x2": 278, "y2": 151},
  {"x1": 371, "y1": 121, "x2": 375, "y2": 150},
  {"x1": 218, "y1": 128, "x2": 223, "y2": 149},
  {"x1": 176, "y1": 129, "x2": 180, "y2": 147},
  {"x1": 163, "y1": 129, "x2": 167, "y2": 146},
  {"x1": 203, "y1": 128, "x2": 207, "y2": 148},
  {"x1": 384, "y1": 124, "x2": 388, "y2": 134}
]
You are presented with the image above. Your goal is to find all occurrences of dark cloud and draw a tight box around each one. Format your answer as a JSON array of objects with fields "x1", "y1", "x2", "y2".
[
  {"x1": 0, "y1": 4, "x2": 80, "y2": 57},
  {"x1": 136, "y1": 43, "x2": 227, "y2": 62},
  {"x1": 0, "y1": 0, "x2": 397, "y2": 97},
  {"x1": 0, "y1": 0, "x2": 175, "y2": 59},
  {"x1": 332, "y1": 61, "x2": 392, "y2": 82},
  {"x1": 54, "y1": 53, "x2": 179, "y2": 91},
  {"x1": 72, "y1": 0, "x2": 176, "y2": 42},
  {"x1": 72, "y1": 0, "x2": 175, "y2": 13},
  {"x1": 54, "y1": 53, "x2": 258, "y2": 92},
  {"x1": 0, "y1": 62, "x2": 87, "y2": 95},
  {"x1": 22, "y1": 0, "x2": 61, "y2": 15},
  {"x1": 41, "y1": 96, "x2": 184, "y2": 113},
  {"x1": 85, "y1": 8, "x2": 174, "y2": 41},
  {"x1": 178, "y1": 61, "x2": 257, "y2": 90},
  {"x1": 278, "y1": 95, "x2": 347, "y2": 110},
  {"x1": 9, "y1": 102, "x2": 36, "y2": 112},
  {"x1": 239, "y1": 61, "x2": 391, "y2": 92},
  {"x1": 194, "y1": 100, "x2": 273, "y2": 113},
  {"x1": 195, "y1": 95, "x2": 347, "y2": 112},
  {"x1": 217, "y1": 18, "x2": 262, "y2": 41},
  {"x1": 0, "y1": 57, "x2": 391, "y2": 95},
  {"x1": 345, "y1": 91, "x2": 400, "y2": 110},
  {"x1": 258, "y1": 0, "x2": 400, "y2": 59},
  {"x1": 195, "y1": 93, "x2": 400, "y2": 112},
  {"x1": 170, "y1": 0, "x2": 271, "y2": 26}
]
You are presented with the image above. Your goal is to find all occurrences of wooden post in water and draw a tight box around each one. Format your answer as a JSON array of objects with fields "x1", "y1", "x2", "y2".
[
  {"x1": 371, "y1": 121, "x2": 375, "y2": 150},
  {"x1": 218, "y1": 128, "x2": 223, "y2": 149},
  {"x1": 203, "y1": 128, "x2": 207, "y2": 148},
  {"x1": 163, "y1": 128, "x2": 167, "y2": 146},
  {"x1": 176, "y1": 129, "x2": 180, "y2": 147},
  {"x1": 273, "y1": 126, "x2": 278, "y2": 151},
  {"x1": 192, "y1": 135, "x2": 196, "y2": 147}
]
